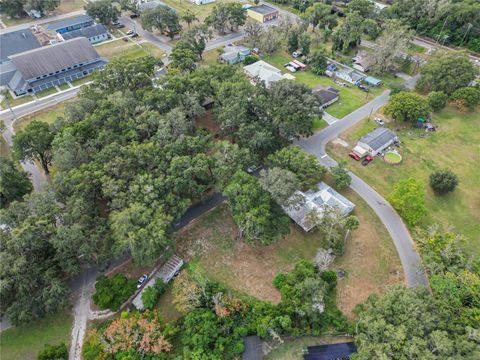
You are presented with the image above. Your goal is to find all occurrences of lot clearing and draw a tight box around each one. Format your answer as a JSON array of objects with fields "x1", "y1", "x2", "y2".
[
  {"x1": 174, "y1": 187, "x2": 403, "y2": 317},
  {"x1": 327, "y1": 106, "x2": 480, "y2": 255},
  {"x1": 96, "y1": 40, "x2": 164, "y2": 61}
]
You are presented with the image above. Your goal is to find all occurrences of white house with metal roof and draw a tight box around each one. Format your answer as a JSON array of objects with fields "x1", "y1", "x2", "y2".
[
  {"x1": 283, "y1": 182, "x2": 355, "y2": 232},
  {"x1": 354, "y1": 127, "x2": 398, "y2": 156},
  {"x1": 243, "y1": 60, "x2": 293, "y2": 88}
]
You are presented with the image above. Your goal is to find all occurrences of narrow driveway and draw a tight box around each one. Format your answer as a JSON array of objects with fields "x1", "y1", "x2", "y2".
[{"x1": 296, "y1": 91, "x2": 429, "y2": 287}]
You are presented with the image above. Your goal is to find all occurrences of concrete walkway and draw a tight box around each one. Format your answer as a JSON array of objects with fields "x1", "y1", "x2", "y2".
[{"x1": 322, "y1": 111, "x2": 339, "y2": 125}]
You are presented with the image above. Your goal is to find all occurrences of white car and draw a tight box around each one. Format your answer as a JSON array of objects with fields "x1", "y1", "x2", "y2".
[
  {"x1": 292, "y1": 51, "x2": 302, "y2": 58},
  {"x1": 126, "y1": 29, "x2": 134, "y2": 35},
  {"x1": 286, "y1": 65, "x2": 297, "y2": 72},
  {"x1": 374, "y1": 117, "x2": 385, "y2": 126}
]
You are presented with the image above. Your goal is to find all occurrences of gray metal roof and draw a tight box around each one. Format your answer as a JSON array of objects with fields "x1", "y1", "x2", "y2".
[
  {"x1": 10, "y1": 37, "x2": 102, "y2": 80},
  {"x1": 0, "y1": 29, "x2": 41, "y2": 63},
  {"x1": 61, "y1": 24, "x2": 108, "y2": 40},
  {"x1": 44, "y1": 15, "x2": 93, "y2": 31},
  {"x1": 249, "y1": 5, "x2": 278, "y2": 15},
  {"x1": 358, "y1": 127, "x2": 397, "y2": 151}
]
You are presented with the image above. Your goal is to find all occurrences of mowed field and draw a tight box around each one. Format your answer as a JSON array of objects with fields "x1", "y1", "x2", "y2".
[
  {"x1": 173, "y1": 189, "x2": 403, "y2": 318},
  {"x1": 161, "y1": 0, "x2": 252, "y2": 23},
  {"x1": 328, "y1": 106, "x2": 480, "y2": 255}
]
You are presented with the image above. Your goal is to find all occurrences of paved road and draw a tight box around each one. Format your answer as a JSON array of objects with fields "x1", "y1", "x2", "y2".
[
  {"x1": 0, "y1": 10, "x2": 86, "y2": 34},
  {"x1": 118, "y1": 16, "x2": 172, "y2": 53},
  {"x1": 296, "y1": 91, "x2": 429, "y2": 288}
]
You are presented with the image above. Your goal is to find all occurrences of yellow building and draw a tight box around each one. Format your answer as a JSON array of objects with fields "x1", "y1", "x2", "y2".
[{"x1": 247, "y1": 5, "x2": 279, "y2": 23}]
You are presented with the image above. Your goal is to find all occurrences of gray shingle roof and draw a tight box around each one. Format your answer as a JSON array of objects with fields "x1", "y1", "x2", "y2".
[
  {"x1": 0, "y1": 29, "x2": 41, "y2": 63},
  {"x1": 61, "y1": 24, "x2": 108, "y2": 41},
  {"x1": 358, "y1": 127, "x2": 397, "y2": 151},
  {"x1": 312, "y1": 86, "x2": 339, "y2": 106},
  {"x1": 10, "y1": 38, "x2": 102, "y2": 80},
  {"x1": 44, "y1": 15, "x2": 93, "y2": 31}
]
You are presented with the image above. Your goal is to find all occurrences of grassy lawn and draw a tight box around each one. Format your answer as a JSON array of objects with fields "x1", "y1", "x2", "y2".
[
  {"x1": 13, "y1": 102, "x2": 66, "y2": 132},
  {"x1": 161, "y1": 0, "x2": 251, "y2": 23},
  {"x1": 174, "y1": 193, "x2": 403, "y2": 316},
  {"x1": 262, "y1": 51, "x2": 384, "y2": 119},
  {"x1": 312, "y1": 117, "x2": 328, "y2": 132},
  {"x1": 327, "y1": 107, "x2": 480, "y2": 255},
  {"x1": 35, "y1": 87, "x2": 58, "y2": 98},
  {"x1": 1, "y1": 93, "x2": 33, "y2": 109},
  {"x1": 0, "y1": 312, "x2": 73, "y2": 360},
  {"x1": 265, "y1": 336, "x2": 353, "y2": 360},
  {"x1": 58, "y1": 83, "x2": 70, "y2": 90},
  {"x1": 1, "y1": 135, "x2": 11, "y2": 159},
  {"x1": 200, "y1": 48, "x2": 222, "y2": 66},
  {"x1": 96, "y1": 40, "x2": 164, "y2": 61},
  {"x1": 71, "y1": 76, "x2": 93, "y2": 87}
]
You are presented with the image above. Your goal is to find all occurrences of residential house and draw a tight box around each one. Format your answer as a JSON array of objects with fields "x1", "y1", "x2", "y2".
[
  {"x1": 312, "y1": 85, "x2": 340, "y2": 109},
  {"x1": 353, "y1": 127, "x2": 398, "y2": 157},
  {"x1": 220, "y1": 45, "x2": 250, "y2": 65},
  {"x1": 247, "y1": 5, "x2": 279, "y2": 23},
  {"x1": 44, "y1": 15, "x2": 94, "y2": 34},
  {"x1": 59, "y1": 24, "x2": 109, "y2": 44},
  {"x1": 5, "y1": 37, "x2": 107, "y2": 96},
  {"x1": 352, "y1": 54, "x2": 376, "y2": 72},
  {"x1": 243, "y1": 60, "x2": 284, "y2": 88},
  {"x1": 137, "y1": 0, "x2": 171, "y2": 12},
  {"x1": 364, "y1": 76, "x2": 381, "y2": 87},
  {"x1": 283, "y1": 182, "x2": 355, "y2": 232},
  {"x1": 335, "y1": 69, "x2": 365, "y2": 85}
]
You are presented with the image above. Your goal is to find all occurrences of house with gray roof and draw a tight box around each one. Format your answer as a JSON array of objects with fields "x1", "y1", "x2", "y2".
[
  {"x1": 243, "y1": 60, "x2": 293, "y2": 88},
  {"x1": 354, "y1": 127, "x2": 398, "y2": 156},
  {"x1": 5, "y1": 37, "x2": 107, "y2": 96},
  {"x1": 283, "y1": 182, "x2": 355, "y2": 232},
  {"x1": 44, "y1": 15, "x2": 94, "y2": 34},
  {"x1": 220, "y1": 44, "x2": 250, "y2": 65},
  {"x1": 59, "y1": 24, "x2": 109, "y2": 44},
  {"x1": 312, "y1": 85, "x2": 340, "y2": 109},
  {"x1": 0, "y1": 29, "x2": 41, "y2": 64}
]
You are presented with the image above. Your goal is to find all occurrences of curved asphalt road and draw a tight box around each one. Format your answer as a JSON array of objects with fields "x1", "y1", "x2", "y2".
[{"x1": 296, "y1": 91, "x2": 429, "y2": 287}]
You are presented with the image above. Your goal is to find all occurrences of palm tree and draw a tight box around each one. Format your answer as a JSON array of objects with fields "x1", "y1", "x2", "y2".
[{"x1": 182, "y1": 10, "x2": 198, "y2": 28}]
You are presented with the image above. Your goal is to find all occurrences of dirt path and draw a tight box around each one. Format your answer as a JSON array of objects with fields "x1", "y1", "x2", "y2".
[{"x1": 69, "y1": 280, "x2": 95, "y2": 360}]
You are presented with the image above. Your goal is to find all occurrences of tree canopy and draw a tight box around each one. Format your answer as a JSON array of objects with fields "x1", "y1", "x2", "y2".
[
  {"x1": 84, "y1": 0, "x2": 119, "y2": 25},
  {"x1": 384, "y1": 92, "x2": 430, "y2": 123},
  {"x1": 0, "y1": 156, "x2": 32, "y2": 207},
  {"x1": 388, "y1": 178, "x2": 426, "y2": 226}
]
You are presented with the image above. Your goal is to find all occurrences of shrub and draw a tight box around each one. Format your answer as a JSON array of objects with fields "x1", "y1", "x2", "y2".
[
  {"x1": 450, "y1": 87, "x2": 480, "y2": 111},
  {"x1": 331, "y1": 161, "x2": 351, "y2": 190},
  {"x1": 142, "y1": 278, "x2": 168, "y2": 310},
  {"x1": 429, "y1": 169, "x2": 459, "y2": 195},
  {"x1": 243, "y1": 55, "x2": 258, "y2": 65},
  {"x1": 388, "y1": 178, "x2": 427, "y2": 226},
  {"x1": 428, "y1": 91, "x2": 448, "y2": 112},
  {"x1": 38, "y1": 343, "x2": 68, "y2": 360},
  {"x1": 92, "y1": 274, "x2": 136, "y2": 311},
  {"x1": 321, "y1": 271, "x2": 337, "y2": 288}
]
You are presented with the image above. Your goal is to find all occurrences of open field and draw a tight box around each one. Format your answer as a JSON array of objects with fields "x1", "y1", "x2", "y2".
[
  {"x1": 263, "y1": 51, "x2": 383, "y2": 118},
  {"x1": 161, "y1": 0, "x2": 251, "y2": 23},
  {"x1": 327, "y1": 106, "x2": 480, "y2": 255},
  {"x1": 174, "y1": 192, "x2": 403, "y2": 315},
  {"x1": 13, "y1": 102, "x2": 66, "y2": 132},
  {"x1": 0, "y1": 312, "x2": 73, "y2": 360},
  {"x1": 265, "y1": 336, "x2": 353, "y2": 360},
  {"x1": 1, "y1": 0, "x2": 85, "y2": 27},
  {"x1": 96, "y1": 39, "x2": 164, "y2": 61}
]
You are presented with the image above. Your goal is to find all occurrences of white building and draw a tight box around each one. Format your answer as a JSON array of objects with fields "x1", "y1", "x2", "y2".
[
  {"x1": 189, "y1": 0, "x2": 215, "y2": 4},
  {"x1": 243, "y1": 60, "x2": 292, "y2": 88}
]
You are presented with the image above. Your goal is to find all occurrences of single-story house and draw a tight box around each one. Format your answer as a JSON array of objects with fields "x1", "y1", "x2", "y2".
[
  {"x1": 364, "y1": 76, "x2": 381, "y2": 87},
  {"x1": 303, "y1": 342, "x2": 357, "y2": 360},
  {"x1": 44, "y1": 15, "x2": 94, "y2": 34},
  {"x1": 0, "y1": 29, "x2": 42, "y2": 64},
  {"x1": 353, "y1": 127, "x2": 398, "y2": 157},
  {"x1": 335, "y1": 68, "x2": 365, "y2": 85},
  {"x1": 5, "y1": 37, "x2": 107, "y2": 96},
  {"x1": 220, "y1": 45, "x2": 250, "y2": 65},
  {"x1": 59, "y1": 24, "x2": 109, "y2": 44},
  {"x1": 189, "y1": 0, "x2": 215, "y2": 4},
  {"x1": 312, "y1": 85, "x2": 340, "y2": 109},
  {"x1": 137, "y1": 0, "x2": 171, "y2": 12},
  {"x1": 242, "y1": 336, "x2": 263, "y2": 360},
  {"x1": 247, "y1": 5, "x2": 279, "y2": 23},
  {"x1": 352, "y1": 54, "x2": 376, "y2": 72},
  {"x1": 244, "y1": 60, "x2": 285, "y2": 88},
  {"x1": 283, "y1": 182, "x2": 355, "y2": 232}
]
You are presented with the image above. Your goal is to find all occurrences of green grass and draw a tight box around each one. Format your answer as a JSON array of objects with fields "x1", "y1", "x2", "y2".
[
  {"x1": 0, "y1": 312, "x2": 73, "y2": 360},
  {"x1": 1, "y1": 135, "x2": 11, "y2": 159},
  {"x1": 36, "y1": 87, "x2": 58, "y2": 98},
  {"x1": 96, "y1": 40, "x2": 164, "y2": 61},
  {"x1": 312, "y1": 117, "x2": 328, "y2": 132},
  {"x1": 70, "y1": 76, "x2": 93, "y2": 87},
  {"x1": 13, "y1": 103, "x2": 66, "y2": 132},
  {"x1": 384, "y1": 151, "x2": 402, "y2": 164},
  {"x1": 1, "y1": 93, "x2": 33, "y2": 109},
  {"x1": 327, "y1": 107, "x2": 480, "y2": 255},
  {"x1": 262, "y1": 51, "x2": 384, "y2": 119},
  {"x1": 58, "y1": 83, "x2": 70, "y2": 90},
  {"x1": 161, "y1": 0, "x2": 251, "y2": 23}
]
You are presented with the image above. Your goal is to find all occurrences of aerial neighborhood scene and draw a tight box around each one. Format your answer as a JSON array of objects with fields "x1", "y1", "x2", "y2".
[{"x1": 1, "y1": 0, "x2": 479, "y2": 359}]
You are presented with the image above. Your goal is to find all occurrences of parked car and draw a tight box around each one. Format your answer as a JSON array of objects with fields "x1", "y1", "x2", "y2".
[
  {"x1": 126, "y1": 29, "x2": 134, "y2": 35},
  {"x1": 137, "y1": 274, "x2": 148, "y2": 288},
  {"x1": 130, "y1": 13, "x2": 139, "y2": 19},
  {"x1": 247, "y1": 165, "x2": 260, "y2": 174},
  {"x1": 286, "y1": 65, "x2": 297, "y2": 72},
  {"x1": 114, "y1": 23, "x2": 125, "y2": 29},
  {"x1": 349, "y1": 152, "x2": 361, "y2": 161},
  {"x1": 374, "y1": 117, "x2": 384, "y2": 126},
  {"x1": 358, "y1": 84, "x2": 369, "y2": 92},
  {"x1": 361, "y1": 156, "x2": 374, "y2": 166},
  {"x1": 292, "y1": 51, "x2": 302, "y2": 58},
  {"x1": 131, "y1": 33, "x2": 139, "y2": 38}
]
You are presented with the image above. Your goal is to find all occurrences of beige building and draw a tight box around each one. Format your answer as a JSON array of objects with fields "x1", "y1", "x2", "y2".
[{"x1": 247, "y1": 5, "x2": 279, "y2": 23}]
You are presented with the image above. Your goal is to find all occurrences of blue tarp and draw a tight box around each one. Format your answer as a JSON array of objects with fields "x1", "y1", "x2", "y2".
[{"x1": 364, "y1": 76, "x2": 382, "y2": 86}]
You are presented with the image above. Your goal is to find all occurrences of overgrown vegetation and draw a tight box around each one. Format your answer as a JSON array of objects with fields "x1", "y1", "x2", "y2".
[{"x1": 92, "y1": 274, "x2": 137, "y2": 311}]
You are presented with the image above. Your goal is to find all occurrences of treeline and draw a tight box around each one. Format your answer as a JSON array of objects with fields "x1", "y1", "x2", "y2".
[{"x1": 0, "y1": 56, "x2": 321, "y2": 325}]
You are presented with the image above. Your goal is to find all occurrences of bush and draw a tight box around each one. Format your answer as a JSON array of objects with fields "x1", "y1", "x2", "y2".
[
  {"x1": 38, "y1": 343, "x2": 68, "y2": 360},
  {"x1": 92, "y1": 274, "x2": 136, "y2": 311},
  {"x1": 331, "y1": 161, "x2": 351, "y2": 190},
  {"x1": 429, "y1": 169, "x2": 459, "y2": 195},
  {"x1": 321, "y1": 271, "x2": 337, "y2": 288},
  {"x1": 310, "y1": 50, "x2": 328, "y2": 76},
  {"x1": 388, "y1": 178, "x2": 426, "y2": 226},
  {"x1": 450, "y1": 87, "x2": 480, "y2": 111},
  {"x1": 428, "y1": 91, "x2": 447, "y2": 112},
  {"x1": 142, "y1": 278, "x2": 168, "y2": 310},
  {"x1": 243, "y1": 55, "x2": 258, "y2": 65}
]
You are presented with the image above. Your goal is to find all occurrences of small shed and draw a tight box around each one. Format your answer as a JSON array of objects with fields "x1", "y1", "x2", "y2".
[{"x1": 364, "y1": 76, "x2": 381, "y2": 87}]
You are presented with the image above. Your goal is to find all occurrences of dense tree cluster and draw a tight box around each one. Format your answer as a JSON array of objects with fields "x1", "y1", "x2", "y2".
[
  {"x1": 92, "y1": 274, "x2": 136, "y2": 311},
  {"x1": 1, "y1": 56, "x2": 320, "y2": 324},
  {"x1": 205, "y1": 3, "x2": 246, "y2": 34},
  {"x1": 141, "y1": 5, "x2": 181, "y2": 39},
  {"x1": 0, "y1": 157, "x2": 32, "y2": 207},
  {"x1": 0, "y1": 0, "x2": 59, "y2": 17},
  {"x1": 84, "y1": 0, "x2": 119, "y2": 25},
  {"x1": 384, "y1": 92, "x2": 430, "y2": 123}
]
